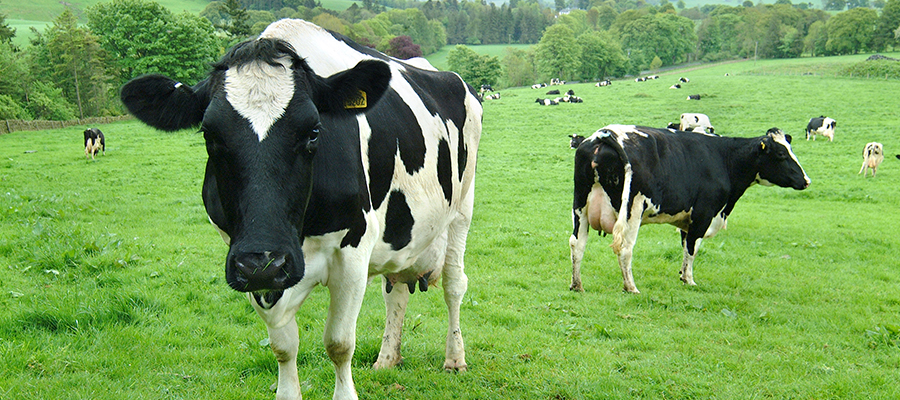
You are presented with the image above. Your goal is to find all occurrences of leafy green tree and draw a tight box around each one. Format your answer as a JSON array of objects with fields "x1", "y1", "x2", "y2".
[
  {"x1": 27, "y1": 81, "x2": 75, "y2": 121},
  {"x1": 874, "y1": 0, "x2": 900, "y2": 50},
  {"x1": 501, "y1": 47, "x2": 536, "y2": 87},
  {"x1": 825, "y1": 7, "x2": 879, "y2": 54},
  {"x1": 86, "y1": 0, "x2": 220, "y2": 84},
  {"x1": 446, "y1": 45, "x2": 502, "y2": 89},
  {"x1": 0, "y1": 94, "x2": 31, "y2": 120},
  {"x1": 619, "y1": 12, "x2": 697, "y2": 69},
  {"x1": 534, "y1": 24, "x2": 581, "y2": 81},
  {"x1": 575, "y1": 30, "x2": 626, "y2": 80},
  {"x1": 824, "y1": 0, "x2": 846, "y2": 10},
  {"x1": 804, "y1": 20, "x2": 828, "y2": 56},
  {"x1": 221, "y1": 0, "x2": 252, "y2": 40},
  {"x1": 0, "y1": 41, "x2": 27, "y2": 106},
  {"x1": 28, "y1": 9, "x2": 113, "y2": 118}
]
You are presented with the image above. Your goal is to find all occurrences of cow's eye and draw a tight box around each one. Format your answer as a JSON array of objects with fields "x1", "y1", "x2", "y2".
[{"x1": 305, "y1": 125, "x2": 321, "y2": 154}]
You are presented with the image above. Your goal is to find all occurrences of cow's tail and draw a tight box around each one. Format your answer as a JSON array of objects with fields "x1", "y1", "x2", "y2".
[{"x1": 595, "y1": 129, "x2": 631, "y2": 254}]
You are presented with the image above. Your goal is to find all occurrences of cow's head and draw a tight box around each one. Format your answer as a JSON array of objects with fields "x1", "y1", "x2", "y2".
[
  {"x1": 756, "y1": 128, "x2": 810, "y2": 190},
  {"x1": 121, "y1": 38, "x2": 391, "y2": 294}
]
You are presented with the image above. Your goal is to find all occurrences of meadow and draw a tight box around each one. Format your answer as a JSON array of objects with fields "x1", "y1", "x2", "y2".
[{"x1": 2, "y1": 53, "x2": 900, "y2": 399}]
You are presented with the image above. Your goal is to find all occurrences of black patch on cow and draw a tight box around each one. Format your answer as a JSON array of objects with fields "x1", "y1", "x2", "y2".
[
  {"x1": 366, "y1": 89, "x2": 426, "y2": 209},
  {"x1": 437, "y1": 138, "x2": 453, "y2": 203},
  {"x1": 383, "y1": 190, "x2": 414, "y2": 250},
  {"x1": 252, "y1": 290, "x2": 285, "y2": 309}
]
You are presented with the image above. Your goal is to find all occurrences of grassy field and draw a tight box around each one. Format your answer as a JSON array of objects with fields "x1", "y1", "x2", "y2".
[
  {"x1": 426, "y1": 43, "x2": 532, "y2": 71},
  {"x1": 2, "y1": 53, "x2": 900, "y2": 399}
]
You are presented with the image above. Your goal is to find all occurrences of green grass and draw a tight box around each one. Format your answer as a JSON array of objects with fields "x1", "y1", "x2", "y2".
[
  {"x1": 2, "y1": 53, "x2": 900, "y2": 399},
  {"x1": 426, "y1": 43, "x2": 532, "y2": 71}
]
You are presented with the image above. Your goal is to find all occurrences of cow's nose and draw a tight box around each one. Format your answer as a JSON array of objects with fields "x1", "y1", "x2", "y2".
[{"x1": 228, "y1": 251, "x2": 293, "y2": 292}]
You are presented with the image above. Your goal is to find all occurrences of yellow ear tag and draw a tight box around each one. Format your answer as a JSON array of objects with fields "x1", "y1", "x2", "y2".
[
  {"x1": 761, "y1": 142, "x2": 766, "y2": 150},
  {"x1": 344, "y1": 90, "x2": 367, "y2": 109}
]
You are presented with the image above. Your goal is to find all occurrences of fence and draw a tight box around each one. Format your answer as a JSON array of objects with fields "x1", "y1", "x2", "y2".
[{"x1": 0, "y1": 115, "x2": 133, "y2": 135}]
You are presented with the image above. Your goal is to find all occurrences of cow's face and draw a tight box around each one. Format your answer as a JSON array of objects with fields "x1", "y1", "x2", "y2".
[
  {"x1": 756, "y1": 128, "x2": 810, "y2": 190},
  {"x1": 121, "y1": 38, "x2": 391, "y2": 294}
]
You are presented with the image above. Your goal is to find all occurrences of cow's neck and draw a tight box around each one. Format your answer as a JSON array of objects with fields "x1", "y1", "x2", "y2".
[{"x1": 720, "y1": 136, "x2": 767, "y2": 216}]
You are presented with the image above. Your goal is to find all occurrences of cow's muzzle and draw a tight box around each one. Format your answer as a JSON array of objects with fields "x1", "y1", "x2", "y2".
[{"x1": 226, "y1": 250, "x2": 302, "y2": 292}]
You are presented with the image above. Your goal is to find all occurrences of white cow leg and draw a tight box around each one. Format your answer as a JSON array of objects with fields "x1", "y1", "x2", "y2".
[
  {"x1": 373, "y1": 277, "x2": 409, "y2": 369},
  {"x1": 267, "y1": 317, "x2": 302, "y2": 400},
  {"x1": 323, "y1": 264, "x2": 366, "y2": 400},
  {"x1": 680, "y1": 235, "x2": 701, "y2": 286},
  {"x1": 569, "y1": 210, "x2": 590, "y2": 292},
  {"x1": 442, "y1": 259, "x2": 468, "y2": 371},
  {"x1": 614, "y1": 212, "x2": 642, "y2": 294}
]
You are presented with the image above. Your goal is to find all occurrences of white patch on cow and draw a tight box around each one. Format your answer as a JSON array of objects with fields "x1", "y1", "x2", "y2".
[
  {"x1": 225, "y1": 58, "x2": 294, "y2": 141},
  {"x1": 209, "y1": 217, "x2": 231, "y2": 245},
  {"x1": 772, "y1": 132, "x2": 810, "y2": 185},
  {"x1": 403, "y1": 57, "x2": 438, "y2": 71},
  {"x1": 704, "y1": 207, "x2": 728, "y2": 238}
]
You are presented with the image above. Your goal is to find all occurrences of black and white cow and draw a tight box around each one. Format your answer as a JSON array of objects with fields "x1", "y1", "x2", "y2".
[
  {"x1": 569, "y1": 125, "x2": 809, "y2": 293},
  {"x1": 536, "y1": 98, "x2": 558, "y2": 106},
  {"x1": 679, "y1": 77, "x2": 690, "y2": 83},
  {"x1": 596, "y1": 79, "x2": 612, "y2": 87},
  {"x1": 687, "y1": 94, "x2": 701, "y2": 100},
  {"x1": 120, "y1": 19, "x2": 482, "y2": 400},
  {"x1": 679, "y1": 113, "x2": 715, "y2": 134},
  {"x1": 83, "y1": 128, "x2": 105, "y2": 159},
  {"x1": 805, "y1": 116, "x2": 836, "y2": 141},
  {"x1": 569, "y1": 134, "x2": 586, "y2": 149}
]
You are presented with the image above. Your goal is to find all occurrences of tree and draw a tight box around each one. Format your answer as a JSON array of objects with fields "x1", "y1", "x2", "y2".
[
  {"x1": 824, "y1": 0, "x2": 847, "y2": 10},
  {"x1": 28, "y1": 9, "x2": 113, "y2": 118},
  {"x1": 387, "y1": 35, "x2": 423, "y2": 59},
  {"x1": 575, "y1": 30, "x2": 627, "y2": 80},
  {"x1": 501, "y1": 47, "x2": 536, "y2": 87},
  {"x1": 619, "y1": 12, "x2": 697, "y2": 69},
  {"x1": 446, "y1": 45, "x2": 502, "y2": 89},
  {"x1": 86, "y1": 0, "x2": 220, "y2": 84},
  {"x1": 221, "y1": 0, "x2": 252, "y2": 40},
  {"x1": 874, "y1": 0, "x2": 900, "y2": 50},
  {"x1": 804, "y1": 20, "x2": 828, "y2": 56},
  {"x1": 534, "y1": 24, "x2": 581, "y2": 81},
  {"x1": 0, "y1": 2, "x2": 15, "y2": 45},
  {"x1": 825, "y1": 7, "x2": 879, "y2": 54}
]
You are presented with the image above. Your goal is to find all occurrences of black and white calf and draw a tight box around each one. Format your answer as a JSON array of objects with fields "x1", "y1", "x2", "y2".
[
  {"x1": 569, "y1": 125, "x2": 809, "y2": 293},
  {"x1": 83, "y1": 128, "x2": 105, "y2": 159},
  {"x1": 120, "y1": 19, "x2": 481, "y2": 400},
  {"x1": 569, "y1": 134, "x2": 586, "y2": 149},
  {"x1": 805, "y1": 116, "x2": 836, "y2": 141}
]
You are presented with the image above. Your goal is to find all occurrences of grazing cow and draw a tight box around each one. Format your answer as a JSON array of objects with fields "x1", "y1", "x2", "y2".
[
  {"x1": 859, "y1": 142, "x2": 884, "y2": 177},
  {"x1": 679, "y1": 113, "x2": 715, "y2": 134},
  {"x1": 120, "y1": 19, "x2": 481, "y2": 400},
  {"x1": 569, "y1": 134, "x2": 586, "y2": 149},
  {"x1": 596, "y1": 80, "x2": 612, "y2": 87},
  {"x1": 669, "y1": 84, "x2": 681, "y2": 89},
  {"x1": 480, "y1": 84, "x2": 493, "y2": 93},
  {"x1": 536, "y1": 98, "x2": 559, "y2": 106},
  {"x1": 569, "y1": 125, "x2": 809, "y2": 293},
  {"x1": 546, "y1": 89, "x2": 561, "y2": 95},
  {"x1": 687, "y1": 94, "x2": 701, "y2": 100},
  {"x1": 679, "y1": 77, "x2": 690, "y2": 83},
  {"x1": 805, "y1": 116, "x2": 836, "y2": 141},
  {"x1": 83, "y1": 128, "x2": 105, "y2": 159}
]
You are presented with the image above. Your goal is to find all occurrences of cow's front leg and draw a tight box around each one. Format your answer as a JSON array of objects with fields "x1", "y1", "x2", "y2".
[
  {"x1": 324, "y1": 259, "x2": 367, "y2": 400},
  {"x1": 373, "y1": 276, "x2": 409, "y2": 369},
  {"x1": 250, "y1": 288, "x2": 309, "y2": 400}
]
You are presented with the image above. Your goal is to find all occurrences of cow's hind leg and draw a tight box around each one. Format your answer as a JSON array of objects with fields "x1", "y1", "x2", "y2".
[
  {"x1": 679, "y1": 231, "x2": 703, "y2": 286},
  {"x1": 373, "y1": 276, "x2": 410, "y2": 369},
  {"x1": 441, "y1": 189, "x2": 472, "y2": 372},
  {"x1": 569, "y1": 208, "x2": 590, "y2": 292}
]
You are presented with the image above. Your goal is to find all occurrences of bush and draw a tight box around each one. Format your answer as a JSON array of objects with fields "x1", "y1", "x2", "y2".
[
  {"x1": 27, "y1": 82, "x2": 75, "y2": 121},
  {"x1": 840, "y1": 59, "x2": 900, "y2": 79}
]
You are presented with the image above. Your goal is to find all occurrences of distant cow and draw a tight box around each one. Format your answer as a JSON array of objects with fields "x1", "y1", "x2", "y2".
[
  {"x1": 569, "y1": 134, "x2": 586, "y2": 149},
  {"x1": 806, "y1": 116, "x2": 836, "y2": 141},
  {"x1": 679, "y1": 77, "x2": 690, "y2": 83},
  {"x1": 680, "y1": 113, "x2": 715, "y2": 134},
  {"x1": 635, "y1": 77, "x2": 647, "y2": 82},
  {"x1": 532, "y1": 83, "x2": 548, "y2": 89},
  {"x1": 687, "y1": 94, "x2": 701, "y2": 100},
  {"x1": 669, "y1": 84, "x2": 681, "y2": 89},
  {"x1": 484, "y1": 92, "x2": 501, "y2": 100},
  {"x1": 83, "y1": 128, "x2": 105, "y2": 159},
  {"x1": 596, "y1": 80, "x2": 612, "y2": 87},
  {"x1": 566, "y1": 89, "x2": 575, "y2": 96},
  {"x1": 480, "y1": 84, "x2": 493, "y2": 93},
  {"x1": 569, "y1": 125, "x2": 809, "y2": 293},
  {"x1": 546, "y1": 89, "x2": 561, "y2": 95},
  {"x1": 859, "y1": 142, "x2": 884, "y2": 177},
  {"x1": 648, "y1": 75, "x2": 659, "y2": 80},
  {"x1": 536, "y1": 98, "x2": 558, "y2": 106},
  {"x1": 550, "y1": 78, "x2": 565, "y2": 85}
]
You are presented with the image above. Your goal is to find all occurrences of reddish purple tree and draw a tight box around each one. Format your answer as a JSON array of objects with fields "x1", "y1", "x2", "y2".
[{"x1": 387, "y1": 35, "x2": 422, "y2": 59}]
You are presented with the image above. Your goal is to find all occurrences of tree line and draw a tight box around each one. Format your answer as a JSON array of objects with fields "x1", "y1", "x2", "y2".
[{"x1": 1, "y1": 0, "x2": 899, "y2": 121}]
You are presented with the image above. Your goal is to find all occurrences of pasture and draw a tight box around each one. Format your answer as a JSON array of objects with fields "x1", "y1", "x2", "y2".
[{"x1": 2, "y1": 54, "x2": 900, "y2": 399}]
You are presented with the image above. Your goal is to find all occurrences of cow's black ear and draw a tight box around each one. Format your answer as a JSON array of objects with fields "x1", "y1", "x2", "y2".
[
  {"x1": 121, "y1": 75, "x2": 209, "y2": 132},
  {"x1": 785, "y1": 134, "x2": 792, "y2": 143},
  {"x1": 313, "y1": 60, "x2": 392, "y2": 114}
]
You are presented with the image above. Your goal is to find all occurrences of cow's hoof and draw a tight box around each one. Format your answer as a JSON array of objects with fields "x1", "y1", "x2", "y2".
[
  {"x1": 442, "y1": 360, "x2": 467, "y2": 372},
  {"x1": 623, "y1": 287, "x2": 640, "y2": 294},
  {"x1": 373, "y1": 357, "x2": 402, "y2": 370}
]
